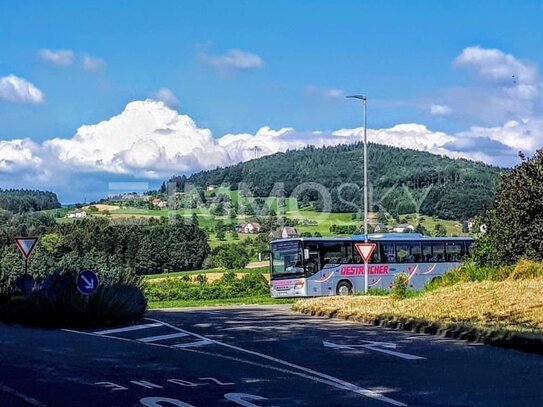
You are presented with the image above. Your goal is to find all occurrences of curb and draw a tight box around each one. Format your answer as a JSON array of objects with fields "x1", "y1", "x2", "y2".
[{"x1": 295, "y1": 308, "x2": 543, "y2": 355}]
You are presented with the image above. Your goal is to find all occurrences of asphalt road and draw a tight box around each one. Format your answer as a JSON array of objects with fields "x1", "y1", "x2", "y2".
[{"x1": 0, "y1": 304, "x2": 542, "y2": 407}]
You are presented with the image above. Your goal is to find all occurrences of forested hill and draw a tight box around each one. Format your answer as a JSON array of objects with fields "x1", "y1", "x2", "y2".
[
  {"x1": 171, "y1": 143, "x2": 503, "y2": 220},
  {"x1": 0, "y1": 189, "x2": 61, "y2": 213}
]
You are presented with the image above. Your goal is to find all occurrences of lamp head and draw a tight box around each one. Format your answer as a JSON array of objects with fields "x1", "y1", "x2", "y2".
[{"x1": 346, "y1": 94, "x2": 367, "y2": 101}]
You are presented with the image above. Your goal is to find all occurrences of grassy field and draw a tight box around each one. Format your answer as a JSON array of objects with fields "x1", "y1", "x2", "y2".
[
  {"x1": 148, "y1": 295, "x2": 294, "y2": 309},
  {"x1": 144, "y1": 267, "x2": 268, "y2": 282},
  {"x1": 293, "y1": 278, "x2": 543, "y2": 334}
]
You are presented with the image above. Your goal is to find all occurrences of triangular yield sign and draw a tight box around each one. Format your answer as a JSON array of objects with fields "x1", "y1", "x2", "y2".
[
  {"x1": 355, "y1": 242, "x2": 376, "y2": 262},
  {"x1": 15, "y1": 237, "x2": 39, "y2": 259}
]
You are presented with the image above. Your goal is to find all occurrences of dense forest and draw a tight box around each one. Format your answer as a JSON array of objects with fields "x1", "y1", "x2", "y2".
[
  {"x1": 0, "y1": 189, "x2": 61, "y2": 213},
  {"x1": 0, "y1": 211, "x2": 210, "y2": 292},
  {"x1": 171, "y1": 143, "x2": 502, "y2": 220}
]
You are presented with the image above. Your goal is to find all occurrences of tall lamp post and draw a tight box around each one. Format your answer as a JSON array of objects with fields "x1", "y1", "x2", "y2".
[{"x1": 347, "y1": 94, "x2": 369, "y2": 294}]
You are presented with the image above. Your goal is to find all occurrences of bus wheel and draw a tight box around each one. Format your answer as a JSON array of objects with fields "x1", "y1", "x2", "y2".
[{"x1": 336, "y1": 281, "x2": 353, "y2": 296}]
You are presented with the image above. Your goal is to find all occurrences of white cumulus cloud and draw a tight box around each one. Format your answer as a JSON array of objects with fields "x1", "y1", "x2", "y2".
[
  {"x1": 39, "y1": 49, "x2": 75, "y2": 66},
  {"x1": 0, "y1": 98, "x2": 535, "y2": 200},
  {"x1": 447, "y1": 46, "x2": 542, "y2": 123},
  {"x1": 0, "y1": 75, "x2": 44, "y2": 104},
  {"x1": 152, "y1": 88, "x2": 179, "y2": 108},
  {"x1": 455, "y1": 46, "x2": 538, "y2": 85}
]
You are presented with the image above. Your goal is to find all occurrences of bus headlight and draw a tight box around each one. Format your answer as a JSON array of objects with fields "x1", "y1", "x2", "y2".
[{"x1": 294, "y1": 281, "x2": 304, "y2": 289}]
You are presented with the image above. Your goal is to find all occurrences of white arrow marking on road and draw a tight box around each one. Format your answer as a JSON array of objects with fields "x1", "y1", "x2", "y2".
[
  {"x1": 81, "y1": 275, "x2": 94, "y2": 289},
  {"x1": 323, "y1": 340, "x2": 425, "y2": 360}
]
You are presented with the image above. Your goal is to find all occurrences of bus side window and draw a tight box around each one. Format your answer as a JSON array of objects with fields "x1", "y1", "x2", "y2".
[
  {"x1": 445, "y1": 242, "x2": 462, "y2": 262},
  {"x1": 422, "y1": 242, "x2": 432, "y2": 262},
  {"x1": 395, "y1": 243, "x2": 409, "y2": 263},
  {"x1": 432, "y1": 242, "x2": 445, "y2": 262},
  {"x1": 410, "y1": 242, "x2": 422, "y2": 262},
  {"x1": 380, "y1": 242, "x2": 395, "y2": 263},
  {"x1": 321, "y1": 242, "x2": 352, "y2": 267}
]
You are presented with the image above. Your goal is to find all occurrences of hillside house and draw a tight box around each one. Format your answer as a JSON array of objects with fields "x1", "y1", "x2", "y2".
[
  {"x1": 152, "y1": 198, "x2": 166, "y2": 208},
  {"x1": 241, "y1": 222, "x2": 261, "y2": 234},
  {"x1": 269, "y1": 226, "x2": 299, "y2": 239},
  {"x1": 392, "y1": 223, "x2": 415, "y2": 233},
  {"x1": 66, "y1": 209, "x2": 87, "y2": 219}
]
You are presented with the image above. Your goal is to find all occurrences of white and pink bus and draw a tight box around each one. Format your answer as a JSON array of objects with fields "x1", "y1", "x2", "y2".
[{"x1": 269, "y1": 233, "x2": 473, "y2": 297}]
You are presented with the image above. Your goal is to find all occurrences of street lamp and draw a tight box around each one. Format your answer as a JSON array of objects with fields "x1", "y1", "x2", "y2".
[{"x1": 347, "y1": 94, "x2": 369, "y2": 294}]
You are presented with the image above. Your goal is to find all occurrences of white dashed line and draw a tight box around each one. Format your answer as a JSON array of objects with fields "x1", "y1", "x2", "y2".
[{"x1": 93, "y1": 323, "x2": 163, "y2": 335}]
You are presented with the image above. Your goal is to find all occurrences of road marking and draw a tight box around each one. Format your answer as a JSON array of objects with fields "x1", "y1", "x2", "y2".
[
  {"x1": 199, "y1": 377, "x2": 235, "y2": 386},
  {"x1": 0, "y1": 383, "x2": 48, "y2": 407},
  {"x1": 138, "y1": 332, "x2": 189, "y2": 343},
  {"x1": 130, "y1": 380, "x2": 163, "y2": 389},
  {"x1": 93, "y1": 323, "x2": 163, "y2": 335},
  {"x1": 64, "y1": 320, "x2": 406, "y2": 406},
  {"x1": 323, "y1": 340, "x2": 425, "y2": 360},
  {"x1": 146, "y1": 318, "x2": 407, "y2": 406},
  {"x1": 94, "y1": 381, "x2": 129, "y2": 391},
  {"x1": 172, "y1": 339, "x2": 212, "y2": 348}
]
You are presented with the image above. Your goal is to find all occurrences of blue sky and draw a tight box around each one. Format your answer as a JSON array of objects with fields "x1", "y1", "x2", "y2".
[{"x1": 1, "y1": 1, "x2": 543, "y2": 202}]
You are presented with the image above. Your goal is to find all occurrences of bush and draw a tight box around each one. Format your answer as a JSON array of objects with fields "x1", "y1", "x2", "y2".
[
  {"x1": 145, "y1": 271, "x2": 269, "y2": 302},
  {"x1": 0, "y1": 271, "x2": 147, "y2": 327},
  {"x1": 391, "y1": 273, "x2": 409, "y2": 299}
]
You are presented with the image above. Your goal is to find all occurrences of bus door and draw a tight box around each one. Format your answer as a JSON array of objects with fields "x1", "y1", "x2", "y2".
[{"x1": 303, "y1": 242, "x2": 324, "y2": 296}]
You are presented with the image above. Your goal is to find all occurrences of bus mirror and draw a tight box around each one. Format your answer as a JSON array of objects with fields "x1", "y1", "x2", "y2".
[{"x1": 304, "y1": 249, "x2": 310, "y2": 259}]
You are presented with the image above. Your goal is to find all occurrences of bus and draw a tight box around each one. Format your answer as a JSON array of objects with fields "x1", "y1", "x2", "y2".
[{"x1": 269, "y1": 233, "x2": 473, "y2": 298}]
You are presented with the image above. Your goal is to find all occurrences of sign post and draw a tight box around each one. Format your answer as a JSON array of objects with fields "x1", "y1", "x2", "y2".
[
  {"x1": 77, "y1": 269, "x2": 99, "y2": 295},
  {"x1": 14, "y1": 237, "x2": 39, "y2": 275},
  {"x1": 355, "y1": 242, "x2": 376, "y2": 294}
]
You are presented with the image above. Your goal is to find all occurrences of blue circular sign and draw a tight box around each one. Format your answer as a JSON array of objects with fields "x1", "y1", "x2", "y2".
[{"x1": 77, "y1": 269, "x2": 99, "y2": 295}]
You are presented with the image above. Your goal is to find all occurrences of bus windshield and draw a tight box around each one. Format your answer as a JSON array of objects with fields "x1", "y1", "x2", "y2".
[{"x1": 270, "y1": 241, "x2": 304, "y2": 278}]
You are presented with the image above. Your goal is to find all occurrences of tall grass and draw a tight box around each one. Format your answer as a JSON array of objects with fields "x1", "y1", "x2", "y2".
[{"x1": 425, "y1": 259, "x2": 543, "y2": 291}]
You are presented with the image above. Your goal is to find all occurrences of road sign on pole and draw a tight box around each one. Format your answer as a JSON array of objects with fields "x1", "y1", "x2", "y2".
[
  {"x1": 77, "y1": 269, "x2": 99, "y2": 295},
  {"x1": 355, "y1": 242, "x2": 376, "y2": 294},
  {"x1": 15, "y1": 237, "x2": 39, "y2": 259},
  {"x1": 355, "y1": 242, "x2": 376, "y2": 263},
  {"x1": 15, "y1": 237, "x2": 39, "y2": 275}
]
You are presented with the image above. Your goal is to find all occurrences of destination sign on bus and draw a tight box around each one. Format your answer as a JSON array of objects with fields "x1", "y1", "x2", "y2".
[{"x1": 340, "y1": 265, "x2": 389, "y2": 276}]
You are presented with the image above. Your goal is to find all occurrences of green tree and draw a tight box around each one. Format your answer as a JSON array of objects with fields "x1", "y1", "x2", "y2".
[{"x1": 475, "y1": 150, "x2": 543, "y2": 264}]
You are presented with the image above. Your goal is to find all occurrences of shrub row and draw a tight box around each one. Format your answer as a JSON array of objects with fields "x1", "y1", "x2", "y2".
[
  {"x1": 145, "y1": 271, "x2": 269, "y2": 302},
  {"x1": 0, "y1": 271, "x2": 147, "y2": 327}
]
